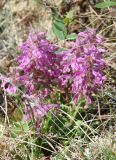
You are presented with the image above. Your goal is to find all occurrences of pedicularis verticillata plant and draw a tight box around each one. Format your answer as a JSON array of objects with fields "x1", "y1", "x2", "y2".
[
  {"x1": 0, "y1": 29, "x2": 106, "y2": 128},
  {"x1": 60, "y1": 29, "x2": 106, "y2": 103}
]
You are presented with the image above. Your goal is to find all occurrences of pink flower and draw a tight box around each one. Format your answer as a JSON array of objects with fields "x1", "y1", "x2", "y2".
[
  {"x1": 60, "y1": 28, "x2": 106, "y2": 103},
  {"x1": 5, "y1": 85, "x2": 17, "y2": 94},
  {"x1": 0, "y1": 74, "x2": 17, "y2": 94},
  {"x1": 24, "y1": 103, "x2": 59, "y2": 122}
]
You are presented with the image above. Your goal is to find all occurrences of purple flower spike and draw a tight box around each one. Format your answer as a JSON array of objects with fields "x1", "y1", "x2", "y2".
[{"x1": 60, "y1": 28, "x2": 106, "y2": 104}]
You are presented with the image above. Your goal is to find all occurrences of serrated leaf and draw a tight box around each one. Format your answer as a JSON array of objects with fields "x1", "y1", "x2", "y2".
[
  {"x1": 95, "y1": 1, "x2": 116, "y2": 8},
  {"x1": 67, "y1": 33, "x2": 77, "y2": 40}
]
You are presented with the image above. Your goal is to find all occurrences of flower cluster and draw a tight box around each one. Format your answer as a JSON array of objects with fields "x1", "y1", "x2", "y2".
[
  {"x1": 0, "y1": 74, "x2": 17, "y2": 94},
  {"x1": 60, "y1": 29, "x2": 106, "y2": 103},
  {"x1": 16, "y1": 32, "x2": 62, "y2": 97},
  {"x1": 0, "y1": 29, "x2": 106, "y2": 126},
  {"x1": 24, "y1": 103, "x2": 59, "y2": 122}
]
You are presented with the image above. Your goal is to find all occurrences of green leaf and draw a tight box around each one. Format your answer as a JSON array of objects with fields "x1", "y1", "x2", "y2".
[
  {"x1": 75, "y1": 120, "x2": 83, "y2": 127},
  {"x1": 66, "y1": 10, "x2": 74, "y2": 19},
  {"x1": 54, "y1": 19, "x2": 66, "y2": 31},
  {"x1": 52, "y1": 17, "x2": 67, "y2": 40},
  {"x1": 67, "y1": 33, "x2": 77, "y2": 40},
  {"x1": 11, "y1": 122, "x2": 29, "y2": 137},
  {"x1": 52, "y1": 24, "x2": 65, "y2": 40},
  {"x1": 95, "y1": 1, "x2": 116, "y2": 8}
]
